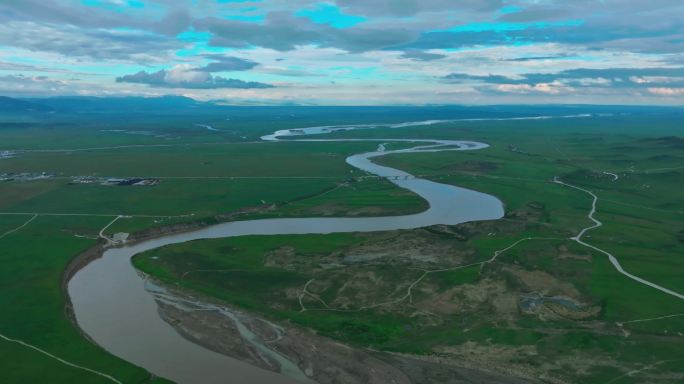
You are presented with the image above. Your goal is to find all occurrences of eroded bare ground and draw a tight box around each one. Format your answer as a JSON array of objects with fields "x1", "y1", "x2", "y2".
[
  {"x1": 154, "y1": 285, "x2": 410, "y2": 384},
  {"x1": 140, "y1": 204, "x2": 683, "y2": 383},
  {"x1": 151, "y1": 281, "x2": 539, "y2": 384}
]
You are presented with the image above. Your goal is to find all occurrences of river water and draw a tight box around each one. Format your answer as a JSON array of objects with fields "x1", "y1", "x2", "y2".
[{"x1": 68, "y1": 121, "x2": 505, "y2": 383}]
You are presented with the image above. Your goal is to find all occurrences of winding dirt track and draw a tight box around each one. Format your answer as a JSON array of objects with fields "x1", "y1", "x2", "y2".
[
  {"x1": 66, "y1": 116, "x2": 682, "y2": 384},
  {"x1": 554, "y1": 177, "x2": 684, "y2": 301}
]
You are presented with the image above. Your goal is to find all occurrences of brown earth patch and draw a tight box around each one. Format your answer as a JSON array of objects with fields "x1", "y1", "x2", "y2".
[{"x1": 506, "y1": 267, "x2": 580, "y2": 298}]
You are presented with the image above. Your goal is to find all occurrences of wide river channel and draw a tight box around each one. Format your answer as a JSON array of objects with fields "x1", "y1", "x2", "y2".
[{"x1": 68, "y1": 121, "x2": 505, "y2": 383}]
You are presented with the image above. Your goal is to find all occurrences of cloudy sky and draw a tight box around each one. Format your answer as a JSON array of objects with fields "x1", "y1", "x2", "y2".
[{"x1": 1, "y1": 0, "x2": 683, "y2": 105}]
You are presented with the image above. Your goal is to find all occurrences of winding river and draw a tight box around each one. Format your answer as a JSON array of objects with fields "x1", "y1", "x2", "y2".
[{"x1": 68, "y1": 121, "x2": 505, "y2": 383}]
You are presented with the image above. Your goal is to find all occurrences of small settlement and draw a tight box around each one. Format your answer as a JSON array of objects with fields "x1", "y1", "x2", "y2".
[
  {"x1": 0, "y1": 150, "x2": 16, "y2": 159},
  {"x1": 0, "y1": 172, "x2": 55, "y2": 182},
  {"x1": 70, "y1": 176, "x2": 160, "y2": 186}
]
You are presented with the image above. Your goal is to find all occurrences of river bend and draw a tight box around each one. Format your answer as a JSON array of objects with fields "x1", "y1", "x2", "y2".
[{"x1": 68, "y1": 121, "x2": 505, "y2": 383}]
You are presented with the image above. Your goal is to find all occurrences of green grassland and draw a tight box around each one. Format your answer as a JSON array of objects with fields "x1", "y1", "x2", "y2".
[
  {"x1": 134, "y1": 113, "x2": 684, "y2": 383},
  {"x1": 0, "y1": 215, "x2": 169, "y2": 384},
  {"x1": 0, "y1": 113, "x2": 429, "y2": 383},
  {"x1": 0, "y1": 141, "x2": 374, "y2": 177},
  {"x1": 1, "y1": 107, "x2": 683, "y2": 383}
]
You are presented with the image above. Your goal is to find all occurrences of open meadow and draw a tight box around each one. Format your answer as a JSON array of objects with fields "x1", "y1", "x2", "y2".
[
  {"x1": 1, "y1": 104, "x2": 683, "y2": 383},
  {"x1": 134, "y1": 111, "x2": 684, "y2": 383}
]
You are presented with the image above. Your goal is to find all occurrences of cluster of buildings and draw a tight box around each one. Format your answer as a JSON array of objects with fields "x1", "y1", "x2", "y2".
[
  {"x1": 0, "y1": 172, "x2": 54, "y2": 182},
  {"x1": 70, "y1": 176, "x2": 160, "y2": 186},
  {"x1": 0, "y1": 150, "x2": 16, "y2": 159}
]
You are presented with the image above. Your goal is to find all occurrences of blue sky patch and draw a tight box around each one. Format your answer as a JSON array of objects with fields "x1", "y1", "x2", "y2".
[{"x1": 296, "y1": 3, "x2": 367, "y2": 28}]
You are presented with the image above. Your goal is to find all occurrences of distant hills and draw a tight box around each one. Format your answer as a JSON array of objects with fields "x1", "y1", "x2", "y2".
[
  {"x1": 0, "y1": 95, "x2": 205, "y2": 115},
  {"x1": 0, "y1": 95, "x2": 682, "y2": 119},
  {"x1": 0, "y1": 96, "x2": 55, "y2": 113}
]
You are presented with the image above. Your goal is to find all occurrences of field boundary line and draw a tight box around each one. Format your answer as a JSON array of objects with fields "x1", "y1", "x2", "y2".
[
  {"x1": 618, "y1": 313, "x2": 684, "y2": 326},
  {"x1": 0, "y1": 212, "x2": 193, "y2": 218},
  {"x1": 0, "y1": 332, "x2": 122, "y2": 384},
  {"x1": 0, "y1": 214, "x2": 38, "y2": 240}
]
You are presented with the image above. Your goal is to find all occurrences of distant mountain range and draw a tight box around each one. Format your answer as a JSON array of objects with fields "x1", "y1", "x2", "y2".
[
  {"x1": 0, "y1": 95, "x2": 205, "y2": 115},
  {"x1": 0, "y1": 96, "x2": 55, "y2": 113},
  {"x1": 1, "y1": 95, "x2": 682, "y2": 118}
]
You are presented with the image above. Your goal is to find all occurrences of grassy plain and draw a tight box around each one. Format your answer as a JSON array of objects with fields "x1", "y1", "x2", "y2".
[
  {"x1": 0, "y1": 215, "x2": 169, "y2": 384},
  {"x1": 1, "y1": 106, "x2": 682, "y2": 383},
  {"x1": 0, "y1": 109, "x2": 432, "y2": 383},
  {"x1": 135, "y1": 113, "x2": 684, "y2": 383}
]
